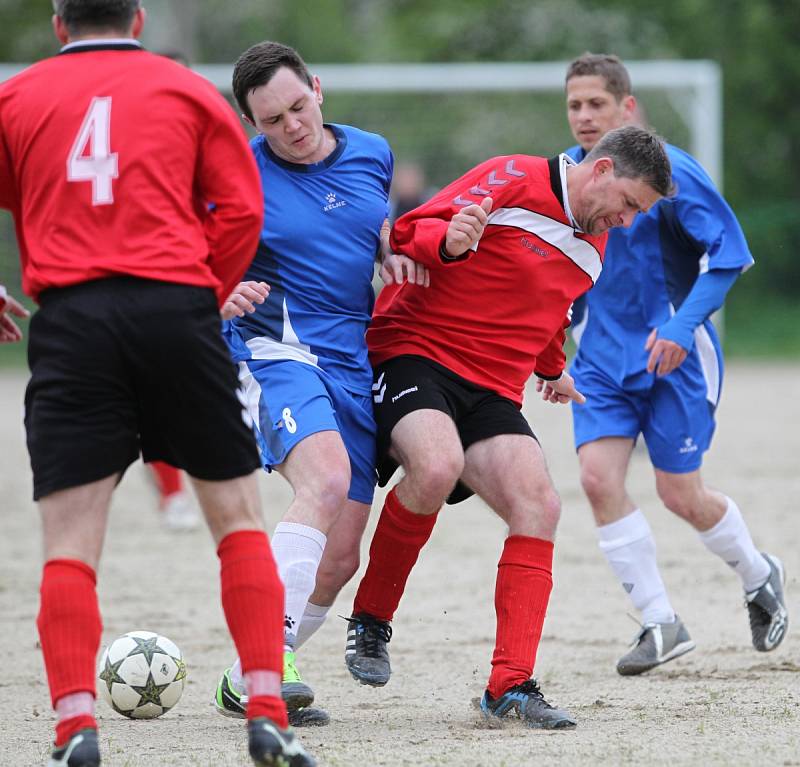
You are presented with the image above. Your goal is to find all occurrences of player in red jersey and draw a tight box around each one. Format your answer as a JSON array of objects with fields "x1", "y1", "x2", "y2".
[
  {"x1": 344, "y1": 126, "x2": 672, "y2": 728},
  {"x1": 0, "y1": 2, "x2": 314, "y2": 765},
  {"x1": 0, "y1": 285, "x2": 29, "y2": 343}
]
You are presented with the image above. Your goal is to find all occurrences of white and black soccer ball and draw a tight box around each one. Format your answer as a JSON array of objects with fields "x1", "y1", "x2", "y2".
[{"x1": 97, "y1": 630, "x2": 186, "y2": 719}]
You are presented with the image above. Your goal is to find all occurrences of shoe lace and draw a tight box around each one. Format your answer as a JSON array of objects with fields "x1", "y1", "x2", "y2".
[
  {"x1": 515, "y1": 679, "x2": 553, "y2": 709},
  {"x1": 344, "y1": 614, "x2": 392, "y2": 655}
]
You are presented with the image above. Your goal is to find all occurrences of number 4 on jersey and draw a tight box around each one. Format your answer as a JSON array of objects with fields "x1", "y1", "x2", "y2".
[{"x1": 67, "y1": 97, "x2": 118, "y2": 205}]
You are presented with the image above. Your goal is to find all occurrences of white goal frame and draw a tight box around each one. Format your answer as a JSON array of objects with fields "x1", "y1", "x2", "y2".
[{"x1": 2, "y1": 59, "x2": 722, "y2": 186}]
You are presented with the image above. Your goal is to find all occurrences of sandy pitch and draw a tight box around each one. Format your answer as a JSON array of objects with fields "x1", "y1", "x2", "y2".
[{"x1": 0, "y1": 363, "x2": 798, "y2": 766}]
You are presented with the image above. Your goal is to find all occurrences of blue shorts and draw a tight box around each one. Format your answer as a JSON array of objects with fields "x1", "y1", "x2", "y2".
[
  {"x1": 570, "y1": 355, "x2": 718, "y2": 474},
  {"x1": 237, "y1": 359, "x2": 377, "y2": 504}
]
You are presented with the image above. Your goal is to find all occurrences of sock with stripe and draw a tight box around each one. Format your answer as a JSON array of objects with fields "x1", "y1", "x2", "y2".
[{"x1": 217, "y1": 530, "x2": 287, "y2": 727}]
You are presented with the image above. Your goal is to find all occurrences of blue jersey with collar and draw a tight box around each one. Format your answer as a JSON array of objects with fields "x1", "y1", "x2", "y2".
[
  {"x1": 567, "y1": 142, "x2": 753, "y2": 390},
  {"x1": 225, "y1": 124, "x2": 392, "y2": 395}
]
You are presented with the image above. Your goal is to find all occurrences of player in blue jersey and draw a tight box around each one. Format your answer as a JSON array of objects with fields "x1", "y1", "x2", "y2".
[
  {"x1": 562, "y1": 53, "x2": 788, "y2": 675},
  {"x1": 213, "y1": 41, "x2": 428, "y2": 726}
]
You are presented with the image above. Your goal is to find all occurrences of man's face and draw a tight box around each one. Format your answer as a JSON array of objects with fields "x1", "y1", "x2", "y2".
[
  {"x1": 574, "y1": 159, "x2": 663, "y2": 236},
  {"x1": 566, "y1": 75, "x2": 633, "y2": 152},
  {"x1": 246, "y1": 67, "x2": 326, "y2": 164}
]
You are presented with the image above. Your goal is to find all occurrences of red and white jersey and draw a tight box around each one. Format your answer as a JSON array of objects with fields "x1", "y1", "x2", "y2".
[
  {"x1": 0, "y1": 41, "x2": 262, "y2": 303},
  {"x1": 368, "y1": 154, "x2": 607, "y2": 405}
]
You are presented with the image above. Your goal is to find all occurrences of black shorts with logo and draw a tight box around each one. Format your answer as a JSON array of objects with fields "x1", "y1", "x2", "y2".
[
  {"x1": 25, "y1": 277, "x2": 260, "y2": 501},
  {"x1": 372, "y1": 354, "x2": 536, "y2": 504}
]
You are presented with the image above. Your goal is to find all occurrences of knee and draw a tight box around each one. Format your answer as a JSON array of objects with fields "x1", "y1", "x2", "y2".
[
  {"x1": 656, "y1": 483, "x2": 698, "y2": 523},
  {"x1": 534, "y1": 487, "x2": 562, "y2": 533},
  {"x1": 404, "y1": 450, "x2": 464, "y2": 508},
  {"x1": 579, "y1": 462, "x2": 615, "y2": 508},
  {"x1": 296, "y1": 470, "x2": 351, "y2": 523},
  {"x1": 316, "y1": 551, "x2": 360, "y2": 597}
]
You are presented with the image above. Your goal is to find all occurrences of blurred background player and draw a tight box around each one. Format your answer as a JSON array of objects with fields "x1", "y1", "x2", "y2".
[
  {"x1": 0, "y1": 1, "x2": 314, "y2": 764},
  {"x1": 213, "y1": 40, "x2": 428, "y2": 728},
  {"x1": 389, "y1": 161, "x2": 432, "y2": 223},
  {"x1": 147, "y1": 460, "x2": 201, "y2": 531},
  {"x1": 563, "y1": 52, "x2": 788, "y2": 675},
  {"x1": 343, "y1": 126, "x2": 672, "y2": 728},
  {"x1": 0, "y1": 284, "x2": 29, "y2": 343}
]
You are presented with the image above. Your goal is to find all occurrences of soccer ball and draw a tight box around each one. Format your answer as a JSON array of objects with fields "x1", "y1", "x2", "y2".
[{"x1": 97, "y1": 630, "x2": 186, "y2": 719}]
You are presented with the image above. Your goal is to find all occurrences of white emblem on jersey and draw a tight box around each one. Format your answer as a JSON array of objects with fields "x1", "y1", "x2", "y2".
[
  {"x1": 323, "y1": 192, "x2": 347, "y2": 212},
  {"x1": 372, "y1": 372, "x2": 387, "y2": 404},
  {"x1": 679, "y1": 437, "x2": 698, "y2": 454}
]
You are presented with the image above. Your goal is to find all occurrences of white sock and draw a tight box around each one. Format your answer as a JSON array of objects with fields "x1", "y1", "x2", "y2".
[
  {"x1": 697, "y1": 497, "x2": 770, "y2": 592},
  {"x1": 272, "y1": 521, "x2": 327, "y2": 649},
  {"x1": 294, "y1": 602, "x2": 331, "y2": 650},
  {"x1": 597, "y1": 510, "x2": 675, "y2": 625}
]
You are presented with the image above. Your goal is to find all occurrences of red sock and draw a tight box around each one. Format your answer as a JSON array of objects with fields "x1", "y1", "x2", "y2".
[
  {"x1": 149, "y1": 461, "x2": 183, "y2": 500},
  {"x1": 55, "y1": 714, "x2": 97, "y2": 748},
  {"x1": 37, "y1": 560, "x2": 102, "y2": 709},
  {"x1": 487, "y1": 536, "x2": 553, "y2": 699},
  {"x1": 217, "y1": 530, "x2": 287, "y2": 727},
  {"x1": 353, "y1": 488, "x2": 438, "y2": 621}
]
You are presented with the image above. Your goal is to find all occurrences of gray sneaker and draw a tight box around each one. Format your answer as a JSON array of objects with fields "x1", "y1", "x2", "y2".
[
  {"x1": 617, "y1": 616, "x2": 695, "y2": 676},
  {"x1": 746, "y1": 553, "x2": 788, "y2": 652}
]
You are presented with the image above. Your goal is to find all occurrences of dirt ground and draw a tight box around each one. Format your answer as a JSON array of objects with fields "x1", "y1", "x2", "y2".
[{"x1": 1, "y1": 363, "x2": 798, "y2": 766}]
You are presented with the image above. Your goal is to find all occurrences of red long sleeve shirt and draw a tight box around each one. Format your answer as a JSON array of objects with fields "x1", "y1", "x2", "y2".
[
  {"x1": 368, "y1": 154, "x2": 607, "y2": 406},
  {"x1": 0, "y1": 42, "x2": 262, "y2": 304}
]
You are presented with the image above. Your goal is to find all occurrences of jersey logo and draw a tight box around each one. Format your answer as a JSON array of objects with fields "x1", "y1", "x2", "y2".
[
  {"x1": 679, "y1": 436, "x2": 698, "y2": 454},
  {"x1": 323, "y1": 192, "x2": 347, "y2": 212},
  {"x1": 520, "y1": 236, "x2": 550, "y2": 258},
  {"x1": 453, "y1": 159, "x2": 527, "y2": 207}
]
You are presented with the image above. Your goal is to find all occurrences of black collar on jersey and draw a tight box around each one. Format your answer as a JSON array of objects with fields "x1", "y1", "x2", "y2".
[
  {"x1": 547, "y1": 156, "x2": 564, "y2": 209},
  {"x1": 258, "y1": 124, "x2": 347, "y2": 174},
  {"x1": 60, "y1": 41, "x2": 143, "y2": 55}
]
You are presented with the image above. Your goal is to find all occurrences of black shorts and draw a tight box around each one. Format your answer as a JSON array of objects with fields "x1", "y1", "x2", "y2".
[
  {"x1": 372, "y1": 355, "x2": 536, "y2": 504},
  {"x1": 25, "y1": 277, "x2": 260, "y2": 501}
]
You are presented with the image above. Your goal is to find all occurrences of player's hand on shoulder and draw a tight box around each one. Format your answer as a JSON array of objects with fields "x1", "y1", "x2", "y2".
[
  {"x1": 380, "y1": 253, "x2": 430, "y2": 288},
  {"x1": 0, "y1": 288, "x2": 30, "y2": 343},
  {"x1": 444, "y1": 196, "x2": 493, "y2": 257},
  {"x1": 220, "y1": 280, "x2": 270, "y2": 320},
  {"x1": 536, "y1": 372, "x2": 586, "y2": 405},
  {"x1": 645, "y1": 328, "x2": 688, "y2": 377}
]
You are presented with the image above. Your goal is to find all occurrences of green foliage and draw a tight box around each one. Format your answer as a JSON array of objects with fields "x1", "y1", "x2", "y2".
[{"x1": 1, "y1": 0, "x2": 797, "y2": 355}]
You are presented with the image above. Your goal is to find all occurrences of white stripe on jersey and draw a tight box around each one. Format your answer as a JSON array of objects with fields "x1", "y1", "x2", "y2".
[
  {"x1": 694, "y1": 323, "x2": 720, "y2": 406},
  {"x1": 245, "y1": 297, "x2": 320, "y2": 367},
  {"x1": 484, "y1": 207, "x2": 603, "y2": 283}
]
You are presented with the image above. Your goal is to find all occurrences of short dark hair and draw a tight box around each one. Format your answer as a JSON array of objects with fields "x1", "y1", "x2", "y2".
[
  {"x1": 232, "y1": 41, "x2": 313, "y2": 122},
  {"x1": 584, "y1": 125, "x2": 674, "y2": 198},
  {"x1": 53, "y1": 0, "x2": 140, "y2": 36},
  {"x1": 566, "y1": 52, "x2": 631, "y2": 102}
]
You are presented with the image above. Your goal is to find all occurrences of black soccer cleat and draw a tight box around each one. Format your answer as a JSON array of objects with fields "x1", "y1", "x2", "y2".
[
  {"x1": 480, "y1": 679, "x2": 577, "y2": 729},
  {"x1": 247, "y1": 717, "x2": 316, "y2": 767},
  {"x1": 47, "y1": 728, "x2": 100, "y2": 767},
  {"x1": 344, "y1": 613, "x2": 393, "y2": 686}
]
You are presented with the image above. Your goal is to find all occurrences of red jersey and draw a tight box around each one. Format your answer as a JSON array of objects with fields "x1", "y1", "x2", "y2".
[
  {"x1": 0, "y1": 42, "x2": 262, "y2": 303},
  {"x1": 368, "y1": 154, "x2": 607, "y2": 405}
]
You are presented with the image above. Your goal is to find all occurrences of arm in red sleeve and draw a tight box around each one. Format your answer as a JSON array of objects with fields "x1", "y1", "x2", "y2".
[
  {"x1": 534, "y1": 316, "x2": 568, "y2": 380},
  {"x1": 196, "y1": 96, "x2": 264, "y2": 305}
]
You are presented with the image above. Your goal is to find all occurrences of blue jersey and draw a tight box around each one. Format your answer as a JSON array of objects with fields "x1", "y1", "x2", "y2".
[
  {"x1": 568, "y1": 143, "x2": 753, "y2": 394},
  {"x1": 225, "y1": 123, "x2": 393, "y2": 395}
]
